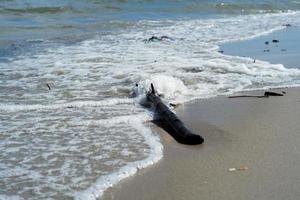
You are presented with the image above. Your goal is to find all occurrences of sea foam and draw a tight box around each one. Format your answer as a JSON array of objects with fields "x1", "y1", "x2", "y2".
[{"x1": 1, "y1": 11, "x2": 300, "y2": 200}]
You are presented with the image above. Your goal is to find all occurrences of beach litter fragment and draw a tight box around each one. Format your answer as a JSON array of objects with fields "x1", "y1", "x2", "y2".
[
  {"x1": 169, "y1": 103, "x2": 182, "y2": 108},
  {"x1": 283, "y1": 23, "x2": 292, "y2": 27},
  {"x1": 46, "y1": 83, "x2": 51, "y2": 90},
  {"x1": 143, "y1": 36, "x2": 173, "y2": 43},
  {"x1": 228, "y1": 166, "x2": 248, "y2": 172}
]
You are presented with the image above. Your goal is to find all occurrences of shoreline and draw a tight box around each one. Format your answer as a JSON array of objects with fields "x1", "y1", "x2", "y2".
[
  {"x1": 101, "y1": 25, "x2": 300, "y2": 200},
  {"x1": 103, "y1": 86, "x2": 300, "y2": 200},
  {"x1": 1, "y1": 3, "x2": 300, "y2": 199},
  {"x1": 220, "y1": 25, "x2": 300, "y2": 69}
]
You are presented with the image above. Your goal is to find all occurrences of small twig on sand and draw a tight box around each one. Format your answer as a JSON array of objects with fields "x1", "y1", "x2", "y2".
[
  {"x1": 228, "y1": 95, "x2": 268, "y2": 98},
  {"x1": 229, "y1": 91, "x2": 285, "y2": 98},
  {"x1": 264, "y1": 91, "x2": 284, "y2": 96}
]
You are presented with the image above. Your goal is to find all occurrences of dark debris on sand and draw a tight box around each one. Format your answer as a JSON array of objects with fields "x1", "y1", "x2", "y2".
[{"x1": 143, "y1": 36, "x2": 173, "y2": 42}]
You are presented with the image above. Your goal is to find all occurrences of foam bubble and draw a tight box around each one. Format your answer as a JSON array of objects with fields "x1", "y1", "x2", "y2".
[{"x1": 135, "y1": 75, "x2": 190, "y2": 100}]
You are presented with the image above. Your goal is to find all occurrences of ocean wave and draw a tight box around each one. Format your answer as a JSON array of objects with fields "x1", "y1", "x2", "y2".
[
  {"x1": 0, "y1": 98, "x2": 133, "y2": 112},
  {"x1": 1, "y1": 10, "x2": 300, "y2": 200},
  {"x1": 0, "y1": 6, "x2": 74, "y2": 14}
]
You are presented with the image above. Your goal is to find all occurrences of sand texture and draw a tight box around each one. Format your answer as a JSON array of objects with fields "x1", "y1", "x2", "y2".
[{"x1": 103, "y1": 87, "x2": 300, "y2": 200}]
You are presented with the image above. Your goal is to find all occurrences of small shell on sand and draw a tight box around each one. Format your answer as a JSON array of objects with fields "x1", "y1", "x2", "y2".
[
  {"x1": 228, "y1": 166, "x2": 248, "y2": 172},
  {"x1": 228, "y1": 168, "x2": 237, "y2": 172}
]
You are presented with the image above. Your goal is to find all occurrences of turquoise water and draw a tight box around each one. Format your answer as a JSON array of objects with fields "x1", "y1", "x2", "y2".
[{"x1": 1, "y1": 1, "x2": 300, "y2": 200}]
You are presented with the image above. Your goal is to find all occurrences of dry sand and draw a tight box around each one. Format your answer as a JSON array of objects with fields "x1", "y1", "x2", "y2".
[{"x1": 103, "y1": 87, "x2": 300, "y2": 200}]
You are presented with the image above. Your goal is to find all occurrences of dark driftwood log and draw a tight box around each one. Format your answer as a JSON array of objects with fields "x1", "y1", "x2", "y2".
[{"x1": 145, "y1": 84, "x2": 204, "y2": 145}]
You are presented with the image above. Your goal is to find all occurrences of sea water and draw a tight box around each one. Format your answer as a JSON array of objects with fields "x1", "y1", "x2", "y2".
[{"x1": 1, "y1": 1, "x2": 300, "y2": 199}]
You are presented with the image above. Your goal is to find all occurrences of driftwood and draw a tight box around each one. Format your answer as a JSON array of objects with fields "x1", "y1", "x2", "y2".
[{"x1": 144, "y1": 84, "x2": 204, "y2": 145}]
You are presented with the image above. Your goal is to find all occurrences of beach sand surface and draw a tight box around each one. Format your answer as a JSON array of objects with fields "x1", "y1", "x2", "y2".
[
  {"x1": 103, "y1": 87, "x2": 300, "y2": 200},
  {"x1": 221, "y1": 26, "x2": 300, "y2": 69}
]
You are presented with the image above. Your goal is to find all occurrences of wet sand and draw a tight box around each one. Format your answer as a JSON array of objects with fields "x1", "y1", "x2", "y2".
[
  {"x1": 101, "y1": 26, "x2": 300, "y2": 200},
  {"x1": 103, "y1": 87, "x2": 300, "y2": 200},
  {"x1": 221, "y1": 25, "x2": 300, "y2": 69}
]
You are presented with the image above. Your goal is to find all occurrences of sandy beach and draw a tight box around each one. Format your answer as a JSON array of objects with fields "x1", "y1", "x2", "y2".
[
  {"x1": 102, "y1": 25, "x2": 300, "y2": 200},
  {"x1": 103, "y1": 87, "x2": 300, "y2": 200},
  {"x1": 2, "y1": 2, "x2": 300, "y2": 199}
]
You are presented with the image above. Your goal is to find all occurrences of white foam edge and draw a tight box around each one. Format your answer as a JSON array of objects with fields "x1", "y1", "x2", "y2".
[
  {"x1": 218, "y1": 11, "x2": 300, "y2": 45},
  {"x1": 74, "y1": 116, "x2": 163, "y2": 200},
  {"x1": 72, "y1": 113, "x2": 150, "y2": 127},
  {"x1": 0, "y1": 195, "x2": 24, "y2": 200},
  {"x1": 218, "y1": 25, "x2": 285, "y2": 46},
  {"x1": 0, "y1": 98, "x2": 133, "y2": 112}
]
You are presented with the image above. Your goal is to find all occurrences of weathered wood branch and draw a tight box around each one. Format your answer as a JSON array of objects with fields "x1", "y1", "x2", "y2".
[{"x1": 144, "y1": 84, "x2": 204, "y2": 145}]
